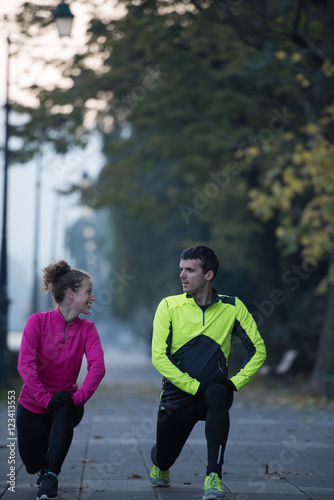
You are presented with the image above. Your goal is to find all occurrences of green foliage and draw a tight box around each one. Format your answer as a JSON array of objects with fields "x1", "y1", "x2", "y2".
[{"x1": 6, "y1": 0, "x2": 334, "y2": 377}]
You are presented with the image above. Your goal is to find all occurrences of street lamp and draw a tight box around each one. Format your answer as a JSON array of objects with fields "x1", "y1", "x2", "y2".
[
  {"x1": 53, "y1": 1, "x2": 74, "y2": 37},
  {"x1": 0, "y1": 1, "x2": 75, "y2": 387},
  {"x1": 0, "y1": 36, "x2": 11, "y2": 387}
]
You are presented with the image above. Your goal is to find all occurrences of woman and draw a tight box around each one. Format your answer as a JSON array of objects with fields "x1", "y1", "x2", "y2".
[{"x1": 16, "y1": 260, "x2": 106, "y2": 500}]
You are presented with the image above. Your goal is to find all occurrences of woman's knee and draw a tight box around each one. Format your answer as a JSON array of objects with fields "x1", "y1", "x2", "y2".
[
  {"x1": 52, "y1": 403, "x2": 74, "y2": 421},
  {"x1": 73, "y1": 405, "x2": 84, "y2": 427},
  {"x1": 25, "y1": 464, "x2": 41, "y2": 475}
]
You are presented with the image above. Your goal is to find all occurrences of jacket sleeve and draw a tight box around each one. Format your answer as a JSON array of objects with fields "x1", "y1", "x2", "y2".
[
  {"x1": 17, "y1": 315, "x2": 53, "y2": 409},
  {"x1": 72, "y1": 324, "x2": 106, "y2": 406},
  {"x1": 151, "y1": 299, "x2": 200, "y2": 396},
  {"x1": 230, "y1": 297, "x2": 267, "y2": 391}
]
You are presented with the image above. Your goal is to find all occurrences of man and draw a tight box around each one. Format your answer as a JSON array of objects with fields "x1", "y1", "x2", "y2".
[{"x1": 150, "y1": 245, "x2": 266, "y2": 500}]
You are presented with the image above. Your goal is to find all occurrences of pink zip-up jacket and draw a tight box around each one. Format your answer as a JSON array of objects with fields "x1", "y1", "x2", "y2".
[{"x1": 18, "y1": 308, "x2": 106, "y2": 414}]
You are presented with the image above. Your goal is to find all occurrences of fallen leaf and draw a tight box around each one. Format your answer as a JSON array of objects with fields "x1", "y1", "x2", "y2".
[
  {"x1": 128, "y1": 474, "x2": 142, "y2": 479},
  {"x1": 77, "y1": 484, "x2": 88, "y2": 489}
]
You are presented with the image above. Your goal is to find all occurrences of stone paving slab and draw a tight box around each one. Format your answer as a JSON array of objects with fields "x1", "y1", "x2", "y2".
[{"x1": 1, "y1": 345, "x2": 334, "y2": 500}]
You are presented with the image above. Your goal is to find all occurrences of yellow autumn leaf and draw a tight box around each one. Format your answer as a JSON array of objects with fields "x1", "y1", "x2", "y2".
[
  {"x1": 291, "y1": 53, "x2": 302, "y2": 63},
  {"x1": 300, "y1": 123, "x2": 319, "y2": 135},
  {"x1": 295, "y1": 143, "x2": 304, "y2": 153},
  {"x1": 301, "y1": 78, "x2": 311, "y2": 87},
  {"x1": 275, "y1": 50, "x2": 287, "y2": 60},
  {"x1": 279, "y1": 196, "x2": 291, "y2": 211},
  {"x1": 275, "y1": 226, "x2": 285, "y2": 239},
  {"x1": 301, "y1": 150, "x2": 313, "y2": 163},
  {"x1": 315, "y1": 277, "x2": 328, "y2": 295},
  {"x1": 292, "y1": 152, "x2": 304, "y2": 165},
  {"x1": 283, "y1": 169, "x2": 305, "y2": 193},
  {"x1": 319, "y1": 116, "x2": 331, "y2": 127},
  {"x1": 301, "y1": 235, "x2": 312, "y2": 247},
  {"x1": 246, "y1": 146, "x2": 260, "y2": 157},
  {"x1": 272, "y1": 181, "x2": 282, "y2": 197},
  {"x1": 281, "y1": 131, "x2": 294, "y2": 141},
  {"x1": 234, "y1": 149, "x2": 244, "y2": 159},
  {"x1": 322, "y1": 60, "x2": 334, "y2": 77}
]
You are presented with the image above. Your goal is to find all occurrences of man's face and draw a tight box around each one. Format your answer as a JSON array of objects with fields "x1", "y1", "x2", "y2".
[{"x1": 179, "y1": 258, "x2": 211, "y2": 295}]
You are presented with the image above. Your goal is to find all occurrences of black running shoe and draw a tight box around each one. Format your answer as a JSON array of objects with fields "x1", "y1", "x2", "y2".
[
  {"x1": 36, "y1": 472, "x2": 58, "y2": 500},
  {"x1": 37, "y1": 469, "x2": 47, "y2": 486}
]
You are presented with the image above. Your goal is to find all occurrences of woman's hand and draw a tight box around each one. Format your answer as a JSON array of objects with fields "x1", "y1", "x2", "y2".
[{"x1": 48, "y1": 391, "x2": 73, "y2": 409}]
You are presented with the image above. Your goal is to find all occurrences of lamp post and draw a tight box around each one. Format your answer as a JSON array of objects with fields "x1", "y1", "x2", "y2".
[
  {"x1": 0, "y1": 36, "x2": 11, "y2": 387},
  {"x1": 31, "y1": 154, "x2": 43, "y2": 314},
  {"x1": 0, "y1": 2, "x2": 74, "y2": 386},
  {"x1": 30, "y1": 1, "x2": 74, "y2": 314}
]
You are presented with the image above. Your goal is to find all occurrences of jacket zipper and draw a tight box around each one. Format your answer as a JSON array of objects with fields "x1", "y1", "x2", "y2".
[
  {"x1": 63, "y1": 322, "x2": 68, "y2": 344},
  {"x1": 200, "y1": 297, "x2": 219, "y2": 326}
]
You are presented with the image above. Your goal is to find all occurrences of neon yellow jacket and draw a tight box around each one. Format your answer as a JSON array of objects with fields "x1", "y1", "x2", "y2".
[{"x1": 152, "y1": 291, "x2": 266, "y2": 407}]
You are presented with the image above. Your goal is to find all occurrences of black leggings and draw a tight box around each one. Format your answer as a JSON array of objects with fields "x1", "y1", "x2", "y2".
[
  {"x1": 151, "y1": 383, "x2": 233, "y2": 477},
  {"x1": 16, "y1": 403, "x2": 84, "y2": 476}
]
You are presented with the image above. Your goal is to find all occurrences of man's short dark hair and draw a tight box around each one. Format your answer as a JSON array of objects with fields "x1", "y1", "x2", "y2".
[{"x1": 180, "y1": 245, "x2": 219, "y2": 278}]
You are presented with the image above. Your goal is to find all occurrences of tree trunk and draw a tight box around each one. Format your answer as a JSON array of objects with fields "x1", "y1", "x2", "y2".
[
  {"x1": 307, "y1": 0, "x2": 334, "y2": 393},
  {"x1": 254, "y1": 218, "x2": 287, "y2": 365},
  {"x1": 310, "y1": 257, "x2": 334, "y2": 393}
]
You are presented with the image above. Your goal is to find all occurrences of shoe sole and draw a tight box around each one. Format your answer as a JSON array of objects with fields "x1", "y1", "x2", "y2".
[
  {"x1": 203, "y1": 494, "x2": 225, "y2": 500},
  {"x1": 150, "y1": 482, "x2": 171, "y2": 488},
  {"x1": 36, "y1": 495, "x2": 58, "y2": 500}
]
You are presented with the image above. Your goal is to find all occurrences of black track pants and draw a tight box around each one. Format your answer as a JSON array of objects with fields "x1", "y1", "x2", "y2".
[
  {"x1": 16, "y1": 403, "x2": 84, "y2": 476},
  {"x1": 151, "y1": 383, "x2": 233, "y2": 477}
]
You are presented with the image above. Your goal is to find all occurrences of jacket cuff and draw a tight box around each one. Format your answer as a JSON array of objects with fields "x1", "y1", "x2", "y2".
[{"x1": 72, "y1": 391, "x2": 83, "y2": 406}]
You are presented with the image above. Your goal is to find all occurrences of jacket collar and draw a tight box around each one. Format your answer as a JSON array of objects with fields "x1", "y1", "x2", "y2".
[
  {"x1": 55, "y1": 307, "x2": 80, "y2": 325},
  {"x1": 186, "y1": 288, "x2": 219, "y2": 307}
]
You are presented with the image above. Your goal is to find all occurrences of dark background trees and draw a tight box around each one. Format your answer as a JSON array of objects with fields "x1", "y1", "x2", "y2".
[{"x1": 6, "y1": 0, "x2": 334, "y2": 391}]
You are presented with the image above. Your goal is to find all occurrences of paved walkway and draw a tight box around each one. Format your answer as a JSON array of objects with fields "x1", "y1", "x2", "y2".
[{"x1": 1, "y1": 344, "x2": 334, "y2": 500}]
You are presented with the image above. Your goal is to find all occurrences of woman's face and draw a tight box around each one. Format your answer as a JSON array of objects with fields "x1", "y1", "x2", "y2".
[{"x1": 72, "y1": 278, "x2": 96, "y2": 315}]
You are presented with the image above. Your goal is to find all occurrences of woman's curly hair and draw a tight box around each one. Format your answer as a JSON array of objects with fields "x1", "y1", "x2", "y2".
[{"x1": 42, "y1": 260, "x2": 91, "y2": 304}]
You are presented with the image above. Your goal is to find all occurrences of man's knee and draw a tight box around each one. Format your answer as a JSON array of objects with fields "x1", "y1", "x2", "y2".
[{"x1": 151, "y1": 444, "x2": 177, "y2": 471}]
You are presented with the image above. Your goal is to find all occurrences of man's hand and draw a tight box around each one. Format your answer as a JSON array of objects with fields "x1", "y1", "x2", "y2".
[
  {"x1": 48, "y1": 391, "x2": 73, "y2": 409},
  {"x1": 197, "y1": 374, "x2": 236, "y2": 397}
]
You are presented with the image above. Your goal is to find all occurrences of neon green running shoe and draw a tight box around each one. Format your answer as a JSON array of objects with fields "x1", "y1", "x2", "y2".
[
  {"x1": 150, "y1": 465, "x2": 171, "y2": 487},
  {"x1": 203, "y1": 472, "x2": 225, "y2": 499}
]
